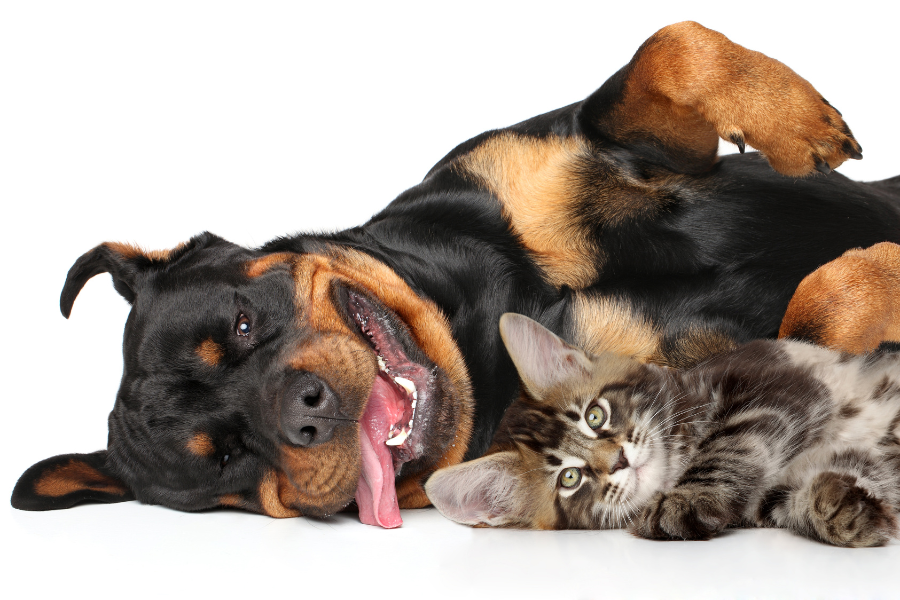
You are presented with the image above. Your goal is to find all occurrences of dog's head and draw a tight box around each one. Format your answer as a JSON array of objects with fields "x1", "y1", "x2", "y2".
[{"x1": 12, "y1": 233, "x2": 473, "y2": 526}]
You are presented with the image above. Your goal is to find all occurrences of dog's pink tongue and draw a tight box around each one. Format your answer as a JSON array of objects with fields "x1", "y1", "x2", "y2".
[{"x1": 356, "y1": 376, "x2": 403, "y2": 528}]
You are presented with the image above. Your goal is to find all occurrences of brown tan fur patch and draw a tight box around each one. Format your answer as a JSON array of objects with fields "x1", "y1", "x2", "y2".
[
  {"x1": 455, "y1": 131, "x2": 700, "y2": 289},
  {"x1": 651, "y1": 326, "x2": 739, "y2": 369},
  {"x1": 457, "y1": 133, "x2": 600, "y2": 288},
  {"x1": 779, "y1": 242, "x2": 900, "y2": 354},
  {"x1": 571, "y1": 293, "x2": 661, "y2": 361},
  {"x1": 34, "y1": 460, "x2": 130, "y2": 498},
  {"x1": 186, "y1": 432, "x2": 215, "y2": 457},
  {"x1": 258, "y1": 471, "x2": 302, "y2": 518},
  {"x1": 245, "y1": 252, "x2": 296, "y2": 278},
  {"x1": 454, "y1": 132, "x2": 695, "y2": 289},
  {"x1": 219, "y1": 493, "x2": 254, "y2": 511},
  {"x1": 106, "y1": 241, "x2": 187, "y2": 262},
  {"x1": 195, "y1": 338, "x2": 224, "y2": 366},
  {"x1": 603, "y1": 21, "x2": 862, "y2": 176}
]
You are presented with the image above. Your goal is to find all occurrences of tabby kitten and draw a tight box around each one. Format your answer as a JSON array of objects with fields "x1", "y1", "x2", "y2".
[{"x1": 425, "y1": 313, "x2": 900, "y2": 547}]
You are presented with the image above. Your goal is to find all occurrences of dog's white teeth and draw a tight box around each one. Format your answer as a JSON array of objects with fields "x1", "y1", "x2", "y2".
[
  {"x1": 377, "y1": 356, "x2": 388, "y2": 372},
  {"x1": 393, "y1": 376, "x2": 416, "y2": 397},
  {"x1": 411, "y1": 399, "x2": 417, "y2": 410},
  {"x1": 386, "y1": 429, "x2": 409, "y2": 446}
]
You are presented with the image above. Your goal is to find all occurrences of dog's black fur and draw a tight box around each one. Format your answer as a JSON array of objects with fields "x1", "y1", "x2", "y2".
[
  {"x1": 275, "y1": 152, "x2": 900, "y2": 458},
  {"x1": 12, "y1": 22, "x2": 900, "y2": 520}
]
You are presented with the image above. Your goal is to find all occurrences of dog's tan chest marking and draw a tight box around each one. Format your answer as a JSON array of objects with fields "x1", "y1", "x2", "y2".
[
  {"x1": 572, "y1": 294, "x2": 661, "y2": 361},
  {"x1": 456, "y1": 133, "x2": 673, "y2": 289},
  {"x1": 456, "y1": 133, "x2": 599, "y2": 289}
]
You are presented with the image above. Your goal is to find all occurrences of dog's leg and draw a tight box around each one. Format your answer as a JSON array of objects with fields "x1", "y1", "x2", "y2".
[
  {"x1": 779, "y1": 242, "x2": 900, "y2": 353},
  {"x1": 581, "y1": 21, "x2": 862, "y2": 176}
]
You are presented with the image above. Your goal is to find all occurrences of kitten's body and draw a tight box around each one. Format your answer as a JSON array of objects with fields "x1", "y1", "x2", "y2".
[{"x1": 425, "y1": 315, "x2": 900, "y2": 547}]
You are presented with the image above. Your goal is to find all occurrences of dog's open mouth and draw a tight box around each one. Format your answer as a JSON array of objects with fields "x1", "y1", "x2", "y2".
[{"x1": 344, "y1": 288, "x2": 438, "y2": 528}]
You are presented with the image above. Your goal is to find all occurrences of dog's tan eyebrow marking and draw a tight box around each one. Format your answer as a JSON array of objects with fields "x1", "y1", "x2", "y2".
[
  {"x1": 245, "y1": 253, "x2": 296, "y2": 278},
  {"x1": 195, "y1": 338, "x2": 224, "y2": 366},
  {"x1": 186, "y1": 432, "x2": 216, "y2": 457}
]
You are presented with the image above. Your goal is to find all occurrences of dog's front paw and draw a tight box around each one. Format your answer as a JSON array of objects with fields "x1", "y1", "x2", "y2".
[
  {"x1": 630, "y1": 488, "x2": 731, "y2": 541},
  {"x1": 807, "y1": 472, "x2": 898, "y2": 548}
]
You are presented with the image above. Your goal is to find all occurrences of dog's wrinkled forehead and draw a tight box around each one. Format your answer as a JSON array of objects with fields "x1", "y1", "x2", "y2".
[
  {"x1": 122, "y1": 249, "x2": 295, "y2": 375},
  {"x1": 119, "y1": 240, "x2": 296, "y2": 391}
]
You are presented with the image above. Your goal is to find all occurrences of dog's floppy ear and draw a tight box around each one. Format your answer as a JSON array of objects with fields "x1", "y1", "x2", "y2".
[
  {"x1": 498, "y1": 313, "x2": 593, "y2": 398},
  {"x1": 60, "y1": 232, "x2": 221, "y2": 317},
  {"x1": 425, "y1": 451, "x2": 527, "y2": 527},
  {"x1": 11, "y1": 451, "x2": 134, "y2": 511}
]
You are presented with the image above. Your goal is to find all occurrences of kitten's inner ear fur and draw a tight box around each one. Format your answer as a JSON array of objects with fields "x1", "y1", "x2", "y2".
[
  {"x1": 424, "y1": 451, "x2": 527, "y2": 527},
  {"x1": 499, "y1": 313, "x2": 593, "y2": 397}
]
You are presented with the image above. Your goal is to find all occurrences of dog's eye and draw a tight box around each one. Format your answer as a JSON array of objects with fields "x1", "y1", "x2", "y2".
[
  {"x1": 236, "y1": 314, "x2": 251, "y2": 337},
  {"x1": 220, "y1": 446, "x2": 242, "y2": 468}
]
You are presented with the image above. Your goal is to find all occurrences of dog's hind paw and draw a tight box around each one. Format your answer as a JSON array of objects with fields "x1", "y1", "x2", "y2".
[{"x1": 716, "y1": 90, "x2": 863, "y2": 178}]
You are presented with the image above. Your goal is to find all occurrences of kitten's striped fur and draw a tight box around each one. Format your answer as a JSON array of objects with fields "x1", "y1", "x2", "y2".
[{"x1": 425, "y1": 314, "x2": 900, "y2": 547}]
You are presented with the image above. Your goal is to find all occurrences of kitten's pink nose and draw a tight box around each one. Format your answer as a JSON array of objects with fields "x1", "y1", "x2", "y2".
[{"x1": 610, "y1": 448, "x2": 630, "y2": 474}]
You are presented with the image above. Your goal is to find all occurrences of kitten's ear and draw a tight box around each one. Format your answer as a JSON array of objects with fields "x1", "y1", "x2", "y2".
[
  {"x1": 499, "y1": 313, "x2": 593, "y2": 397},
  {"x1": 425, "y1": 451, "x2": 527, "y2": 527},
  {"x1": 11, "y1": 451, "x2": 135, "y2": 511}
]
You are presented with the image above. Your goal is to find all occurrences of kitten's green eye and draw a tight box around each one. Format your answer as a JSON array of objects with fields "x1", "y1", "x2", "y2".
[
  {"x1": 586, "y1": 405, "x2": 608, "y2": 429},
  {"x1": 559, "y1": 467, "x2": 582, "y2": 489}
]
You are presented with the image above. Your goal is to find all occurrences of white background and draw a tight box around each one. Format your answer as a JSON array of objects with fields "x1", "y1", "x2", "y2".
[{"x1": 2, "y1": 1, "x2": 899, "y2": 598}]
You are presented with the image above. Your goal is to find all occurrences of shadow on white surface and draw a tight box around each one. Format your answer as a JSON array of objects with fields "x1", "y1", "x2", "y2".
[{"x1": 8, "y1": 503, "x2": 899, "y2": 598}]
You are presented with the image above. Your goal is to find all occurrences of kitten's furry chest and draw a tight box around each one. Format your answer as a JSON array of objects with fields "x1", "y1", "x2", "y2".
[
  {"x1": 665, "y1": 340, "x2": 900, "y2": 527},
  {"x1": 771, "y1": 342, "x2": 900, "y2": 503},
  {"x1": 782, "y1": 341, "x2": 900, "y2": 446}
]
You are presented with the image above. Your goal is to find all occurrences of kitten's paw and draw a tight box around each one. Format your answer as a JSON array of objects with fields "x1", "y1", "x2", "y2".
[
  {"x1": 807, "y1": 472, "x2": 898, "y2": 548},
  {"x1": 630, "y1": 488, "x2": 731, "y2": 541}
]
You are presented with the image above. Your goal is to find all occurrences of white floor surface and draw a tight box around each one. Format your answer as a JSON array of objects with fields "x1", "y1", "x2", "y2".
[{"x1": 7, "y1": 502, "x2": 900, "y2": 599}]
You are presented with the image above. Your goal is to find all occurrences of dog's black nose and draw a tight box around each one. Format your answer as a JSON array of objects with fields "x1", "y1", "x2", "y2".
[{"x1": 280, "y1": 372, "x2": 348, "y2": 448}]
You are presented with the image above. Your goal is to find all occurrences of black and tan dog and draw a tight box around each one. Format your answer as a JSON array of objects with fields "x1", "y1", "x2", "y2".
[{"x1": 12, "y1": 22, "x2": 900, "y2": 527}]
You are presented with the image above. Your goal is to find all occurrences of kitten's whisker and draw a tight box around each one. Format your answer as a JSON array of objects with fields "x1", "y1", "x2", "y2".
[
  {"x1": 645, "y1": 405, "x2": 711, "y2": 439},
  {"x1": 648, "y1": 402, "x2": 712, "y2": 431}
]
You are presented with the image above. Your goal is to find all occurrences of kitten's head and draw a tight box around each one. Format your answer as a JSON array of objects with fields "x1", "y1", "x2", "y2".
[{"x1": 425, "y1": 313, "x2": 677, "y2": 529}]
